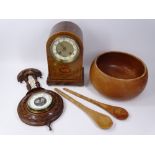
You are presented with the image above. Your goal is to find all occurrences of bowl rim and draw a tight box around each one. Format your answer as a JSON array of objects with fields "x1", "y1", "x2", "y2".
[{"x1": 94, "y1": 51, "x2": 148, "y2": 81}]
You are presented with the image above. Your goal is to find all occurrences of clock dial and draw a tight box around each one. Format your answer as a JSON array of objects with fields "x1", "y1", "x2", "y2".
[
  {"x1": 50, "y1": 36, "x2": 80, "y2": 63},
  {"x1": 27, "y1": 92, "x2": 53, "y2": 111}
]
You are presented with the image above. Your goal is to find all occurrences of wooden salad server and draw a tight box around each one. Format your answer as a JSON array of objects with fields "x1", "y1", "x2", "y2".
[
  {"x1": 54, "y1": 88, "x2": 113, "y2": 129},
  {"x1": 63, "y1": 88, "x2": 129, "y2": 120}
]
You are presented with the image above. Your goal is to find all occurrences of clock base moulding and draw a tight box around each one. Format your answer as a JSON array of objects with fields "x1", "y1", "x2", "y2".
[{"x1": 47, "y1": 67, "x2": 84, "y2": 86}]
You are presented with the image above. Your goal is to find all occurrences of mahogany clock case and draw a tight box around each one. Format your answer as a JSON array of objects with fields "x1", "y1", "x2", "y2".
[{"x1": 46, "y1": 21, "x2": 84, "y2": 86}]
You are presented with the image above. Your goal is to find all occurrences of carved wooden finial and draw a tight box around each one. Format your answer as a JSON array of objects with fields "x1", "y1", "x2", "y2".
[{"x1": 17, "y1": 68, "x2": 42, "y2": 91}]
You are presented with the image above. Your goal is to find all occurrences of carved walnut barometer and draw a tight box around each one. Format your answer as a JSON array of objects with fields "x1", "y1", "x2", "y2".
[
  {"x1": 46, "y1": 21, "x2": 84, "y2": 85},
  {"x1": 17, "y1": 68, "x2": 63, "y2": 130}
]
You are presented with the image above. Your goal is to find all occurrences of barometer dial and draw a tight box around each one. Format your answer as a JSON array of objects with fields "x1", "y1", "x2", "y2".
[{"x1": 27, "y1": 92, "x2": 52, "y2": 111}]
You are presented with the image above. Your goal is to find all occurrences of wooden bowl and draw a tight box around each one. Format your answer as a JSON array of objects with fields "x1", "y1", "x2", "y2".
[{"x1": 90, "y1": 51, "x2": 148, "y2": 100}]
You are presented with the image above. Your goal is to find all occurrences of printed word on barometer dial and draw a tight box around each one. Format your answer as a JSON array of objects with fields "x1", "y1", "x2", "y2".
[{"x1": 51, "y1": 37, "x2": 80, "y2": 63}]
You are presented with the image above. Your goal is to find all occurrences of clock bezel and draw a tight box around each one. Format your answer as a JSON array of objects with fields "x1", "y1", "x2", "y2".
[{"x1": 50, "y1": 35, "x2": 80, "y2": 63}]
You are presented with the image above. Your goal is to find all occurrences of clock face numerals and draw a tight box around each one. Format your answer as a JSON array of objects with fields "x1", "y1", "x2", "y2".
[
  {"x1": 27, "y1": 92, "x2": 53, "y2": 111},
  {"x1": 50, "y1": 36, "x2": 80, "y2": 63}
]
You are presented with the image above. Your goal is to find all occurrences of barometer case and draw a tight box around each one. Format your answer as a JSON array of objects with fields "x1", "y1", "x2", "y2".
[{"x1": 17, "y1": 68, "x2": 63, "y2": 130}]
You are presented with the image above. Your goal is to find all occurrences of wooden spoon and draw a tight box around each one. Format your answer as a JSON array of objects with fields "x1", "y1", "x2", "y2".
[
  {"x1": 63, "y1": 88, "x2": 129, "y2": 120},
  {"x1": 54, "y1": 88, "x2": 113, "y2": 129}
]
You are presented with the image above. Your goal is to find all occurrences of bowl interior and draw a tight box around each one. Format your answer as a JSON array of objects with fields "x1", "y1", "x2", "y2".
[{"x1": 96, "y1": 52, "x2": 145, "y2": 79}]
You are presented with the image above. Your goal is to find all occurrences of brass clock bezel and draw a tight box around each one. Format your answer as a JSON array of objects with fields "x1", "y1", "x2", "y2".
[{"x1": 50, "y1": 35, "x2": 80, "y2": 63}]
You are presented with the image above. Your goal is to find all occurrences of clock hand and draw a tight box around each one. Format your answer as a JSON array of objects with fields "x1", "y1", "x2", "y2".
[{"x1": 60, "y1": 43, "x2": 66, "y2": 51}]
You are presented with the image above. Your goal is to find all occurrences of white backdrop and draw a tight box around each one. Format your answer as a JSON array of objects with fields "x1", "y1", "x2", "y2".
[{"x1": 0, "y1": 19, "x2": 155, "y2": 134}]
